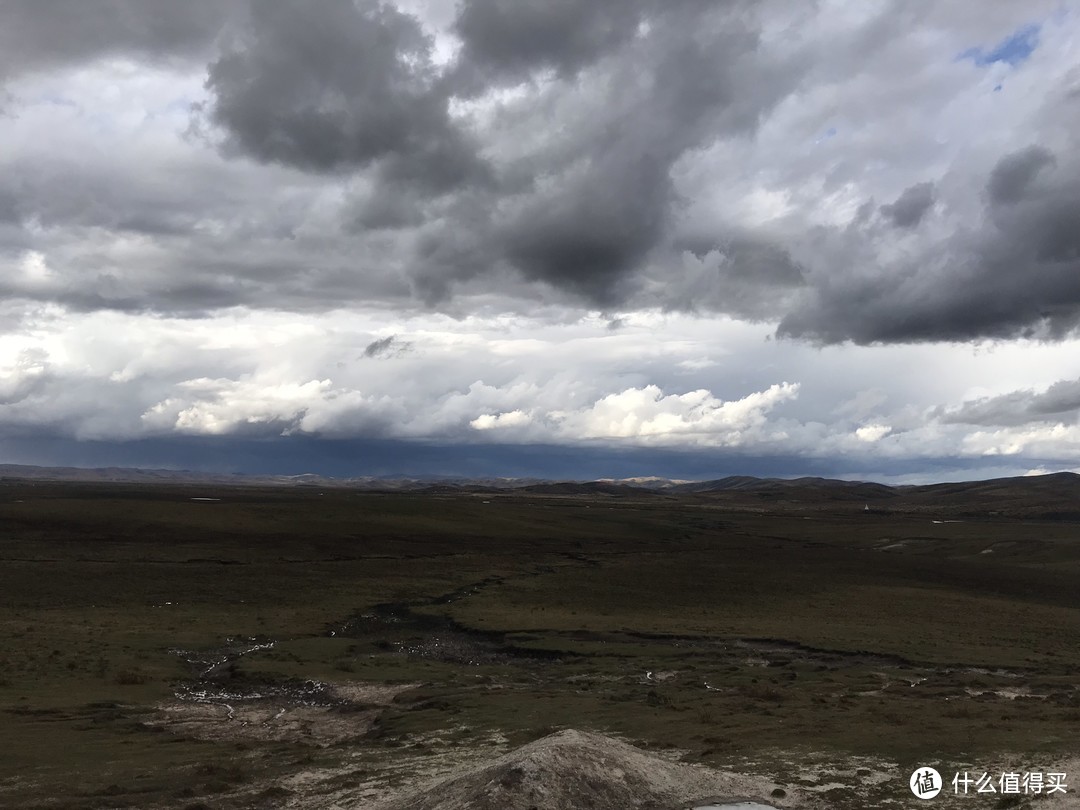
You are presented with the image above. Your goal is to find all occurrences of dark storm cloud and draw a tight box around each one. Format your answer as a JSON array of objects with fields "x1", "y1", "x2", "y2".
[
  {"x1": 987, "y1": 145, "x2": 1055, "y2": 204},
  {"x1": 346, "y1": 190, "x2": 424, "y2": 231},
  {"x1": 450, "y1": 0, "x2": 648, "y2": 89},
  {"x1": 17, "y1": 0, "x2": 800, "y2": 318},
  {"x1": 0, "y1": 0, "x2": 238, "y2": 82},
  {"x1": 5, "y1": 0, "x2": 1078, "y2": 349},
  {"x1": 938, "y1": 378, "x2": 1080, "y2": 427},
  {"x1": 0, "y1": 0, "x2": 833, "y2": 318},
  {"x1": 430, "y1": 1, "x2": 800, "y2": 304},
  {"x1": 880, "y1": 182, "x2": 936, "y2": 228},
  {"x1": 778, "y1": 142, "x2": 1080, "y2": 344},
  {"x1": 204, "y1": 0, "x2": 482, "y2": 186},
  {"x1": 500, "y1": 152, "x2": 671, "y2": 302}
]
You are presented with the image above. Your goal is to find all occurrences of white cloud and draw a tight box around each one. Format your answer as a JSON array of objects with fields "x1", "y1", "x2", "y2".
[
  {"x1": 2, "y1": 296, "x2": 1080, "y2": 473},
  {"x1": 144, "y1": 378, "x2": 334, "y2": 435},
  {"x1": 855, "y1": 423, "x2": 892, "y2": 442},
  {"x1": 0, "y1": 347, "x2": 49, "y2": 403},
  {"x1": 961, "y1": 424, "x2": 1080, "y2": 457},
  {"x1": 565, "y1": 383, "x2": 799, "y2": 444},
  {"x1": 470, "y1": 410, "x2": 532, "y2": 431}
]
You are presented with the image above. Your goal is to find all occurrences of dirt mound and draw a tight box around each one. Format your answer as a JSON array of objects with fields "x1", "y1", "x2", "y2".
[{"x1": 373, "y1": 729, "x2": 792, "y2": 810}]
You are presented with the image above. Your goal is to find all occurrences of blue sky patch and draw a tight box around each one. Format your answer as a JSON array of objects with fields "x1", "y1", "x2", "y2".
[
  {"x1": 814, "y1": 126, "x2": 838, "y2": 145},
  {"x1": 959, "y1": 23, "x2": 1040, "y2": 67}
]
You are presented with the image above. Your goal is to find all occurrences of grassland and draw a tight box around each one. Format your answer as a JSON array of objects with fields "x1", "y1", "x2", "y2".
[{"x1": 1, "y1": 480, "x2": 1078, "y2": 808}]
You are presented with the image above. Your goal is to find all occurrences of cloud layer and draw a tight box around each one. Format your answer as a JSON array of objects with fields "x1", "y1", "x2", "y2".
[
  {"x1": 2, "y1": 1, "x2": 1080, "y2": 477},
  {"x1": 1, "y1": 0, "x2": 1076, "y2": 340},
  {"x1": 2, "y1": 303, "x2": 1079, "y2": 479}
]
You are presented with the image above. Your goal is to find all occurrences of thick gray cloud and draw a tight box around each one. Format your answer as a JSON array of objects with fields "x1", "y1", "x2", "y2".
[
  {"x1": 204, "y1": 0, "x2": 483, "y2": 187},
  {"x1": 939, "y1": 378, "x2": 1080, "y2": 427},
  {"x1": 450, "y1": 0, "x2": 649, "y2": 89},
  {"x1": 499, "y1": 152, "x2": 671, "y2": 303},
  {"x1": 778, "y1": 141, "x2": 1080, "y2": 344},
  {"x1": 987, "y1": 145, "x2": 1056, "y2": 204},
  {"x1": 198, "y1": 0, "x2": 781, "y2": 307},
  {"x1": 660, "y1": 238, "x2": 805, "y2": 319},
  {"x1": 1, "y1": 0, "x2": 1077, "y2": 346},
  {"x1": 0, "y1": 0, "x2": 238, "y2": 82},
  {"x1": 210, "y1": 0, "x2": 799, "y2": 310},
  {"x1": 880, "y1": 182, "x2": 936, "y2": 228},
  {"x1": 435, "y1": 0, "x2": 800, "y2": 304}
]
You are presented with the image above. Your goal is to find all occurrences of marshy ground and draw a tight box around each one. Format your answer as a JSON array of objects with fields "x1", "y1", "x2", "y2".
[{"x1": 0, "y1": 481, "x2": 1078, "y2": 808}]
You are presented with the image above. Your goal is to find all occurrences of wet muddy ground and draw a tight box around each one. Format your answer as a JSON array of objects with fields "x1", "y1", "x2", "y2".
[
  {"x1": 130, "y1": 581, "x2": 1080, "y2": 809},
  {"x1": 156, "y1": 632, "x2": 421, "y2": 747}
]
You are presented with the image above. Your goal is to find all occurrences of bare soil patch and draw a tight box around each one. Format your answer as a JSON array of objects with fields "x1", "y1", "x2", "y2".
[{"x1": 149, "y1": 680, "x2": 418, "y2": 746}]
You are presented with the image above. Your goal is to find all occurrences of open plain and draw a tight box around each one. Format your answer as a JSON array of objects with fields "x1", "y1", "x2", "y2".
[{"x1": 1, "y1": 474, "x2": 1079, "y2": 808}]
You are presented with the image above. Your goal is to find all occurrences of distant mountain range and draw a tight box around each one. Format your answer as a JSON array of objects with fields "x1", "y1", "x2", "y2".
[
  {"x1": 0, "y1": 464, "x2": 546, "y2": 489},
  {"x1": 1, "y1": 464, "x2": 1079, "y2": 518}
]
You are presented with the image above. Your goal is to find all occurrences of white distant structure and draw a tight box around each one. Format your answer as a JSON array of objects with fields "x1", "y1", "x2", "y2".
[{"x1": 864, "y1": 504, "x2": 870, "y2": 512}]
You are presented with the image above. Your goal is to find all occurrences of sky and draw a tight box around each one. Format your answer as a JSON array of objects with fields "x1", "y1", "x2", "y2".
[{"x1": 1, "y1": 0, "x2": 1080, "y2": 483}]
